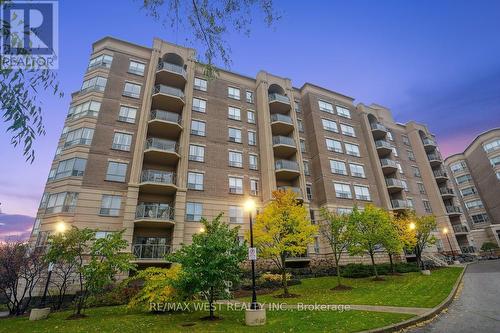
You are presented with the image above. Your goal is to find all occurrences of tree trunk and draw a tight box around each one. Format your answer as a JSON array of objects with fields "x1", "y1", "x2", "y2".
[
  {"x1": 335, "y1": 257, "x2": 342, "y2": 286},
  {"x1": 369, "y1": 251, "x2": 379, "y2": 278},
  {"x1": 209, "y1": 286, "x2": 214, "y2": 320},
  {"x1": 281, "y1": 254, "x2": 289, "y2": 296},
  {"x1": 389, "y1": 253, "x2": 395, "y2": 274}
]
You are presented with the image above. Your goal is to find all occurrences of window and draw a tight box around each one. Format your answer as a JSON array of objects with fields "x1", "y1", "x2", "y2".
[
  {"x1": 306, "y1": 184, "x2": 312, "y2": 201},
  {"x1": 354, "y1": 185, "x2": 371, "y2": 201},
  {"x1": 228, "y1": 86, "x2": 240, "y2": 100},
  {"x1": 309, "y1": 209, "x2": 316, "y2": 224},
  {"x1": 349, "y1": 163, "x2": 365, "y2": 178},
  {"x1": 483, "y1": 139, "x2": 500, "y2": 153},
  {"x1": 189, "y1": 144, "x2": 205, "y2": 162},
  {"x1": 402, "y1": 135, "x2": 410, "y2": 146},
  {"x1": 407, "y1": 198, "x2": 414, "y2": 208},
  {"x1": 128, "y1": 60, "x2": 145, "y2": 75},
  {"x1": 303, "y1": 160, "x2": 310, "y2": 176},
  {"x1": 465, "y1": 200, "x2": 484, "y2": 210},
  {"x1": 340, "y1": 124, "x2": 355, "y2": 137},
  {"x1": 88, "y1": 54, "x2": 113, "y2": 70},
  {"x1": 249, "y1": 154, "x2": 258, "y2": 170},
  {"x1": 229, "y1": 151, "x2": 243, "y2": 168},
  {"x1": 55, "y1": 146, "x2": 62, "y2": 157},
  {"x1": 330, "y1": 160, "x2": 347, "y2": 175},
  {"x1": 460, "y1": 186, "x2": 477, "y2": 197},
  {"x1": 39, "y1": 192, "x2": 49, "y2": 209},
  {"x1": 106, "y1": 161, "x2": 127, "y2": 182},
  {"x1": 118, "y1": 106, "x2": 137, "y2": 123},
  {"x1": 228, "y1": 106, "x2": 241, "y2": 121},
  {"x1": 53, "y1": 158, "x2": 87, "y2": 180},
  {"x1": 345, "y1": 143, "x2": 360, "y2": 157},
  {"x1": 64, "y1": 128, "x2": 94, "y2": 148},
  {"x1": 391, "y1": 146, "x2": 399, "y2": 157},
  {"x1": 100, "y1": 195, "x2": 121, "y2": 216},
  {"x1": 229, "y1": 177, "x2": 243, "y2": 194},
  {"x1": 248, "y1": 131, "x2": 257, "y2": 146},
  {"x1": 314, "y1": 237, "x2": 320, "y2": 254},
  {"x1": 186, "y1": 202, "x2": 203, "y2": 221},
  {"x1": 322, "y1": 119, "x2": 338, "y2": 132},
  {"x1": 81, "y1": 76, "x2": 107, "y2": 93},
  {"x1": 412, "y1": 166, "x2": 421, "y2": 178},
  {"x1": 229, "y1": 206, "x2": 244, "y2": 223},
  {"x1": 247, "y1": 110, "x2": 256, "y2": 124},
  {"x1": 228, "y1": 127, "x2": 242, "y2": 143},
  {"x1": 300, "y1": 139, "x2": 306, "y2": 153},
  {"x1": 496, "y1": 171, "x2": 500, "y2": 181},
  {"x1": 337, "y1": 207, "x2": 353, "y2": 215},
  {"x1": 336, "y1": 105, "x2": 351, "y2": 118},
  {"x1": 318, "y1": 100, "x2": 334, "y2": 113},
  {"x1": 192, "y1": 98, "x2": 206, "y2": 113},
  {"x1": 95, "y1": 231, "x2": 113, "y2": 239},
  {"x1": 401, "y1": 179, "x2": 409, "y2": 192},
  {"x1": 450, "y1": 161, "x2": 467, "y2": 173},
  {"x1": 489, "y1": 155, "x2": 500, "y2": 167},
  {"x1": 246, "y1": 90, "x2": 254, "y2": 103},
  {"x1": 396, "y1": 162, "x2": 403, "y2": 174},
  {"x1": 295, "y1": 101, "x2": 301, "y2": 113},
  {"x1": 194, "y1": 77, "x2": 207, "y2": 91},
  {"x1": 471, "y1": 213, "x2": 489, "y2": 224},
  {"x1": 455, "y1": 174, "x2": 472, "y2": 184},
  {"x1": 386, "y1": 130, "x2": 393, "y2": 141},
  {"x1": 326, "y1": 138, "x2": 343, "y2": 153},
  {"x1": 250, "y1": 179, "x2": 259, "y2": 196},
  {"x1": 297, "y1": 119, "x2": 304, "y2": 132},
  {"x1": 68, "y1": 100, "x2": 101, "y2": 120},
  {"x1": 423, "y1": 200, "x2": 432, "y2": 213},
  {"x1": 417, "y1": 182, "x2": 426, "y2": 194},
  {"x1": 407, "y1": 150, "x2": 415, "y2": 161},
  {"x1": 112, "y1": 132, "x2": 132, "y2": 151},
  {"x1": 45, "y1": 192, "x2": 78, "y2": 214},
  {"x1": 187, "y1": 172, "x2": 204, "y2": 190},
  {"x1": 123, "y1": 82, "x2": 141, "y2": 98},
  {"x1": 47, "y1": 168, "x2": 56, "y2": 181},
  {"x1": 334, "y1": 183, "x2": 352, "y2": 199},
  {"x1": 32, "y1": 218, "x2": 41, "y2": 236},
  {"x1": 191, "y1": 120, "x2": 206, "y2": 136}
]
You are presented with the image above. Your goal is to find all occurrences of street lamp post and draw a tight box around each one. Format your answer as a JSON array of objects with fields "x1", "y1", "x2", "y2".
[
  {"x1": 245, "y1": 199, "x2": 259, "y2": 310},
  {"x1": 40, "y1": 262, "x2": 54, "y2": 307},
  {"x1": 443, "y1": 227, "x2": 455, "y2": 259}
]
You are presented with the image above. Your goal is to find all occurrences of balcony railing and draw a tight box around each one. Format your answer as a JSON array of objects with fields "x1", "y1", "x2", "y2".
[
  {"x1": 391, "y1": 199, "x2": 409, "y2": 209},
  {"x1": 453, "y1": 224, "x2": 469, "y2": 233},
  {"x1": 460, "y1": 245, "x2": 476, "y2": 254},
  {"x1": 135, "y1": 203, "x2": 174, "y2": 221},
  {"x1": 268, "y1": 93, "x2": 290, "y2": 104},
  {"x1": 150, "y1": 109, "x2": 181, "y2": 124},
  {"x1": 145, "y1": 138, "x2": 178, "y2": 152},
  {"x1": 422, "y1": 137, "x2": 437, "y2": 146},
  {"x1": 141, "y1": 170, "x2": 176, "y2": 185},
  {"x1": 132, "y1": 244, "x2": 171, "y2": 260},
  {"x1": 157, "y1": 62, "x2": 186, "y2": 77},
  {"x1": 270, "y1": 113, "x2": 293, "y2": 124},
  {"x1": 439, "y1": 188, "x2": 454, "y2": 195},
  {"x1": 427, "y1": 152, "x2": 442, "y2": 161},
  {"x1": 275, "y1": 160, "x2": 299, "y2": 171},
  {"x1": 272, "y1": 135, "x2": 296, "y2": 146},
  {"x1": 375, "y1": 140, "x2": 392, "y2": 149},
  {"x1": 153, "y1": 84, "x2": 185, "y2": 99},
  {"x1": 371, "y1": 123, "x2": 387, "y2": 132},
  {"x1": 277, "y1": 186, "x2": 302, "y2": 197},
  {"x1": 433, "y1": 169, "x2": 448, "y2": 178},
  {"x1": 446, "y1": 205, "x2": 462, "y2": 214},
  {"x1": 380, "y1": 158, "x2": 398, "y2": 168},
  {"x1": 386, "y1": 178, "x2": 403, "y2": 187}
]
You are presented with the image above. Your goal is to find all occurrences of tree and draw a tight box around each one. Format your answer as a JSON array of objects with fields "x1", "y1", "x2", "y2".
[
  {"x1": 1, "y1": 0, "x2": 62, "y2": 162},
  {"x1": 411, "y1": 212, "x2": 437, "y2": 270},
  {"x1": 349, "y1": 205, "x2": 393, "y2": 280},
  {"x1": 0, "y1": 241, "x2": 46, "y2": 315},
  {"x1": 169, "y1": 214, "x2": 246, "y2": 320},
  {"x1": 480, "y1": 242, "x2": 499, "y2": 255},
  {"x1": 140, "y1": 0, "x2": 280, "y2": 77},
  {"x1": 319, "y1": 208, "x2": 356, "y2": 289},
  {"x1": 383, "y1": 213, "x2": 417, "y2": 274},
  {"x1": 252, "y1": 190, "x2": 318, "y2": 296}
]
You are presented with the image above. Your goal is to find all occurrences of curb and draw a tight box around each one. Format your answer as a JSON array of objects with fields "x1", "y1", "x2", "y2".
[{"x1": 358, "y1": 264, "x2": 467, "y2": 333}]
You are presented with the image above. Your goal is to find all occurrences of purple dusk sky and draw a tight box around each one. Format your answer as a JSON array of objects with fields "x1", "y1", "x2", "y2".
[{"x1": 1, "y1": 0, "x2": 500, "y2": 228}]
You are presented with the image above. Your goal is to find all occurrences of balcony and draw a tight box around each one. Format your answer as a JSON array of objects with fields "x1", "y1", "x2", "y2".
[
  {"x1": 380, "y1": 158, "x2": 398, "y2": 175},
  {"x1": 439, "y1": 187, "x2": 455, "y2": 199},
  {"x1": 445, "y1": 205, "x2": 462, "y2": 217},
  {"x1": 371, "y1": 123, "x2": 387, "y2": 140},
  {"x1": 422, "y1": 137, "x2": 437, "y2": 152},
  {"x1": 385, "y1": 178, "x2": 404, "y2": 193},
  {"x1": 375, "y1": 140, "x2": 392, "y2": 156},
  {"x1": 391, "y1": 199, "x2": 409, "y2": 211},
  {"x1": 272, "y1": 136, "x2": 297, "y2": 158},
  {"x1": 270, "y1": 113, "x2": 294, "y2": 135},
  {"x1": 143, "y1": 138, "x2": 180, "y2": 165},
  {"x1": 460, "y1": 245, "x2": 477, "y2": 254},
  {"x1": 148, "y1": 110, "x2": 182, "y2": 138},
  {"x1": 134, "y1": 203, "x2": 175, "y2": 227},
  {"x1": 132, "y1": 244, "x2": 171, "y2": 262},
  {"x1": 427, "y1": 152, "x2": 442, "y2": 167},
  {"x1": 268, "y1": 93, "x2": 291, "y2": 113},
  {"x1": 139, "y1": 170, "x2": 177, "y2": 195},
  {"x1": 277, "y1": 186, "x2": 303, "y2": 199},
  {"x1": 155, "y1": 61, "x2": 187, "y2": 88},
  {"x1": 275, "y1": 159, "x2": 300, "y2": 180},
  {"x1": 151, "y1": 84, "x2": 185, "y2": 111},
  {"x1": 433, "y1": 169, "x2": 449, "y2": 183},
  {"x1": 452, "y1": 224, "x2": 469, "y2": 235}
]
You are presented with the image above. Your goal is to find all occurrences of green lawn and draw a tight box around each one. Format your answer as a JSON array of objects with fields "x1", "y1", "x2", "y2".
[
  {"x1": 0, "y1": 305, "x2": 413, "y2": 333},
  {"x1": 241, "y1": 267, "x2": 463, "y2": 308}
]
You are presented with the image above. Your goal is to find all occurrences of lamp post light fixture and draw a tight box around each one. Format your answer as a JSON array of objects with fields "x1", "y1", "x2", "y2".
[
  {"x1": 39, "y1": 262, "x2": 54, "y2": 308},
  {"x1": 244, "y1": 199, "x2": 259, "y2": 310},
  {"x1": 409, "y1": 222, "x2": 416, "y2": 231}
]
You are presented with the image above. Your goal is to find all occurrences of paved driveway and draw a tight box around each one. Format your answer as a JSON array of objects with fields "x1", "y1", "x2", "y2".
[{"x1": 407, "y1": 259, "x2": 500, "y2": 333}]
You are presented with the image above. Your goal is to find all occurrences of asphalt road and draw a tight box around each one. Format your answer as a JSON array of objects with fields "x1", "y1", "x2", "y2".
[{"x1": 407, "y1": 259, "x2": 500, "y2": 333}]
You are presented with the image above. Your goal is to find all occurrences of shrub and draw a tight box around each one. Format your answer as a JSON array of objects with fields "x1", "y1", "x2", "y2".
[
  {"x1": 340, "y1": 262, "x2": 419, "y2": 278},
  {"x1": 85, "y1": 282, "x2": 140, "y2": 308}
]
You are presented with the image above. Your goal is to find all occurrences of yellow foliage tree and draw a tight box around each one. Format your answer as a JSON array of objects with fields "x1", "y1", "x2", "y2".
[
  {"x1": 251, "y1": 190, "x2": 318, "y2": 296},
  {"x1": 385, "y1": 212, "x2": 417, "y2": 274}
]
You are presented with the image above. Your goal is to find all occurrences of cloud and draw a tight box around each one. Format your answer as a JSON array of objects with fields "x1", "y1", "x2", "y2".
[{"x1": 0, "y1": 214, "x2": 35, "y2": 242}]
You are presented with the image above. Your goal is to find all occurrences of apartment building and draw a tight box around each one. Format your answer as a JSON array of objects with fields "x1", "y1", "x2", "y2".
[
  {"x1": 444, "y1": 128, "x2": 500, "y2": 252},
  {"x1": 30, "y1": 36, "x2": 462, "y2": 268}
]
